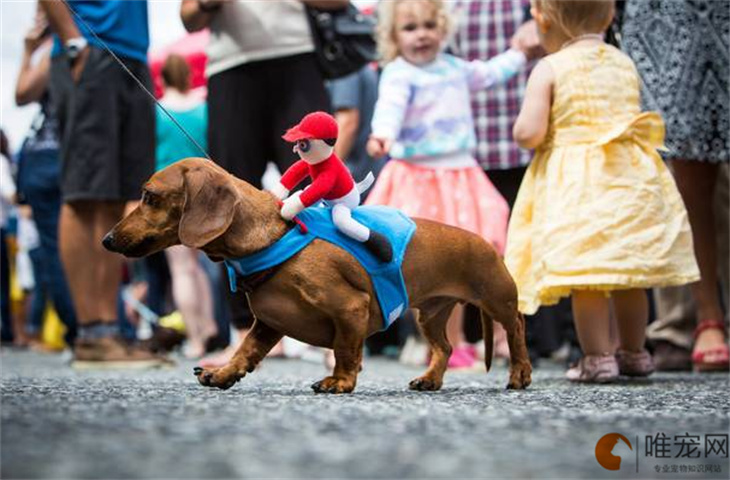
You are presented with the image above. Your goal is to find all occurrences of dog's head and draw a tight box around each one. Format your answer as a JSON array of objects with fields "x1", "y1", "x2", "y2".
[{"x1": 103, "y1": 158, "x2": 240, "y2": 258}]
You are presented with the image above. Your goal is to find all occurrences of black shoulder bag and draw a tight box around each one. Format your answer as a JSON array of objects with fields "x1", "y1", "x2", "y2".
[{"x1": 306, "y1": 3, "x2": 377, "y2": 80}]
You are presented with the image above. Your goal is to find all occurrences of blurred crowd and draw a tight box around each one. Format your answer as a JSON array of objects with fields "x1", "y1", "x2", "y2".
[{"x1": 0, "y1": 0, "x2": 727, "y2": 382}]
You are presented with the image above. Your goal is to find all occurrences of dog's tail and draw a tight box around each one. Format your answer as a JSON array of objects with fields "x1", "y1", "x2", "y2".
[{"x1": 479, "y1": 308, "x2": 494, "y2": 372}]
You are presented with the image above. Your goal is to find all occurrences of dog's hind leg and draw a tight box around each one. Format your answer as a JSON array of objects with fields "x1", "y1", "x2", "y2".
[
  {"x1": 311, "y1": 292, "x2": 370, "y2": 394},
  {"x1": 485, "y1": 303, "x2": 532, "y2": 389},
  {"x1": 408, "y1": 300, "x2": 456, "y2": 391},
  {"x1": 194, "y1": 319, "x2": 283, "y2": 390}
]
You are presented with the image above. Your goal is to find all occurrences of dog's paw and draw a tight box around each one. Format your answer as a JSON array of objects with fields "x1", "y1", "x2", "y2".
[
  {"x1": 505, "y1": 363, "x2": 532, "y2": 390},
  {"x1": 193, "y1": 366, "x2": 244, "y2": 390},
  {"x1": 408, "y1": 376, "x2": 442, "y2": 391},
  {"x1": 311, "y1": 376, "x2": 355, "y2": 394}
]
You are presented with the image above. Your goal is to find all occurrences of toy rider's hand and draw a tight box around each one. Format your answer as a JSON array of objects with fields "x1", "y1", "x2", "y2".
[
  {"x1": 367, "y1": 135, "x2": 392, "y2": 159},
  {"x1": 280, "y1": 192, "x2": 305, "y2": 221},
  {"x1": 270, "y1": 182, "x2": 290, "y2": 201}
]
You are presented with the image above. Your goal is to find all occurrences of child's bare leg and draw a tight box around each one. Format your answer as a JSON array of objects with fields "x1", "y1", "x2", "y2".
[
  {"x1": 612, "y1": 289, "x2": 648, "y2": 352},
  {"x1": 445, "y1": 304, "x2": 465, "y2": 347},
  {"x1": 612, "y1": 289, "x2": 654, "y2": 376},
  {"x1": 571, "y1": 290, "x2": 612, "y2": 355}
]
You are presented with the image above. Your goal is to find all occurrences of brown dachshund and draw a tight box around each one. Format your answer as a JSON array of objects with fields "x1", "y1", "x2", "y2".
[{"x1": 103, "y1": 158, "x2": 531, "y2": 393}]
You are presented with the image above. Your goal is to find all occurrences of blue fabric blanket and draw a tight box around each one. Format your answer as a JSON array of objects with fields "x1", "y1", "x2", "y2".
[{"x1": 224, "y1": 205, "x2": 416, "y2": 330}]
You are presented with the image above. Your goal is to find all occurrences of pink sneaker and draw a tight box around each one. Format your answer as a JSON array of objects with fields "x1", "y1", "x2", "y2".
[
  {"x1": 565, "y1": 354, "x2": 619, "y2": 383},
  {"x1": 448, "y1": 345, "x2": 476, "y2": 369},
  {"x1": 616, "y1": 349, "x2": 655, "y2": 377}
]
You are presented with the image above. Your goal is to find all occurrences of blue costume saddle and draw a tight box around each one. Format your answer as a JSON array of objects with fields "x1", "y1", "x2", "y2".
[{"x1": 224, "y1": 205, "x2": 417, "y2": 330}]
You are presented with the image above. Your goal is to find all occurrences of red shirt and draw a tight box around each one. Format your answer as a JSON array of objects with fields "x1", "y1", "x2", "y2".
[{"x1": 279, "y1": 154, "x2": 355, "y2": 207}]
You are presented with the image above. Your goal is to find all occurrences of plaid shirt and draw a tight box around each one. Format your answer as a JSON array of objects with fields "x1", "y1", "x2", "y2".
[{"x1": 452, "y1": 0, "x2": 534, "y2": 171}]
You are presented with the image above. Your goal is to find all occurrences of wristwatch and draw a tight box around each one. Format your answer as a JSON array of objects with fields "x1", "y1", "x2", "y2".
[{"x1": 65, "y1": 37, "x2": 88, "y2": 64}]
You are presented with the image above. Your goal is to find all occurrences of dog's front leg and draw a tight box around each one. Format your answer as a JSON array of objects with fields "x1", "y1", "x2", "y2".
[
  {"x1": 311, "y1": 295, "x2": 369, "y2": 394},
  {"x1": 311, "y1": 338, "x2": 364, "y2": 394},
  {"x1": 194, "y1": 319, "x2": 283, "y2": 390}
]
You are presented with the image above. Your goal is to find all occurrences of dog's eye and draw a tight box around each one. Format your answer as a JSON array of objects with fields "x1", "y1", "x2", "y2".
[{"x1": 142, "y1": 191, "x2": 159, "y2": 207}]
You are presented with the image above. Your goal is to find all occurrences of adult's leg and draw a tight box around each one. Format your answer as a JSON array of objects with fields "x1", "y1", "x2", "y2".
[
  {"x1": 672, "y1": 160, "x2": 726, "y2": 362},
  {"x1": 26, "y1": 247, "x2": 47, "y2": 340},
  {"x1": 60, "y1": 200, "x2": 125, "y2": 325},
  {"x1": 199, "y1": 64, "x2": 270, "y2": 366},
  {"x1": 714, "y1": 164, "x2": 729, "y2": 310},
  {"x1": 0, "y1": 229, "x2": 12, "y2": 342},
  {"x1": 198, "y1": 254, "x2": 230, "y2": 346},
  {"x1": 39, "y1": 198, "x2": 77, "y2": 342},
  {"x1": 648, "y1": 286, "x2": 695, "y2": 350},
  {"x1": 486, "y1": 166, "x2": 527, "y2": 210}
]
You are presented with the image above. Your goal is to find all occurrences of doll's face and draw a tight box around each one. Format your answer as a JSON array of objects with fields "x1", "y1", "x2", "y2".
[
  {"x1": 393, "y1": 1, "x2": 445, "y2": 66},
  {"x1": 293, "y1": 139, "x2": 333, "y2": 164}
]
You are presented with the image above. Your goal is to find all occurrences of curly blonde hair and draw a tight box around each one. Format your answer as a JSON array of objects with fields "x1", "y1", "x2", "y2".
[
  {"x1": 376, "y1": 0, "x2": 451, "y2": 65},
  {"x1": 532, "y1": 0, "x2": 615, "y2": 38}
]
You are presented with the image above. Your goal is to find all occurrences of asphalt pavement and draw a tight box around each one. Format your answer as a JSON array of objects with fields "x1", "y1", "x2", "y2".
[{"x1": 1, "y1": 348, "x2": 728, "y2": 479}]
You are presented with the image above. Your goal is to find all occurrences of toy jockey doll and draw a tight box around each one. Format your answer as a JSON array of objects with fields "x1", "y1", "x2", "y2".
[{"x1": 270, "y1": 111, "x2": 393, "y2": 263}]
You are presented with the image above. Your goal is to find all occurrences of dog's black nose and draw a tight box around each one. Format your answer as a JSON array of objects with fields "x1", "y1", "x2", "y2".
[{"x1": 102, "y1": 231, "x2": 115, "y2": 251}]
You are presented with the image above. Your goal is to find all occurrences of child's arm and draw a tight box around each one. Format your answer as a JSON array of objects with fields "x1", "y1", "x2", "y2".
[
  {"x1": 512, "y1": 60, "x2": 554, "y2": 149},
  {"x1": 465, "y1": 49, "x2": 527, "y2": 91},
  {"x1": 369, "y1": 65, "x2": 411, "y2": 157}
]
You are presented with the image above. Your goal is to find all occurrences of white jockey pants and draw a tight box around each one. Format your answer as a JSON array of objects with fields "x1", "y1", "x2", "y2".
[{"x1": 325, "y1": 188, "x2": 370, "y2": 243}]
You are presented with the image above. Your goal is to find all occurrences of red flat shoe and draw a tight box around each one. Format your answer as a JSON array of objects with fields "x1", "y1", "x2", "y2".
[{"x1": 691, "y1": 320, "x2": 730, "y2": 372}]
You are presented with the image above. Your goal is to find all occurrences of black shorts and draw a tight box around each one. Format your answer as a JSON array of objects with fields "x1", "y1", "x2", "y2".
[
  {"x1": 50, "y1": 47, "x2": 155, "y2": 202},
  {"x1": 207, "y1": 53, "x2": 331, "y2": 187}
]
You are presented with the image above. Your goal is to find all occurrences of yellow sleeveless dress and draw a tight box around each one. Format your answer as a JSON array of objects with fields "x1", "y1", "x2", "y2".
[{"x1": 505, "y1": 44, "x2": 700, "y2": 315}]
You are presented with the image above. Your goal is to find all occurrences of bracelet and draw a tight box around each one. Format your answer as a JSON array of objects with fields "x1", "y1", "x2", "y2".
[{"x1": 197, "y1": 0, "x2": 220, "y2": 13}]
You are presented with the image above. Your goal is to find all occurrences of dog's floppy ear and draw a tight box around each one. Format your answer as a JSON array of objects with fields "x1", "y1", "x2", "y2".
[{"x1": 179, "y1": 167, "x2": 238, "y2": 248}]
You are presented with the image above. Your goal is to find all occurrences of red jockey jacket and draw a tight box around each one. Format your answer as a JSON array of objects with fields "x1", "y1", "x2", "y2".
[{"x1": 279, "y1": 154, "x2": 355, "y2": 207}]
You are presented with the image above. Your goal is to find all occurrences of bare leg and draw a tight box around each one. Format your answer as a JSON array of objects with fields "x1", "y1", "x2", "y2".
[
  {"x1": 192, "y1": 254, "x2": 217, "y2": 340},
  {"x1": 493, "y1": 321, "x2": 510, "y2": 358},
  {"x1": 195, "y1": 320, "x2": 283, "y2": 389},
  {"x1": 445, "y1": 303, "x2": 465, "y2": 348},
  {"x1": 60, "y1": 201, "x2": 125, "y2": 325},
  {"x1": 612, "y1": 289, "x2": 648, "y2": 352},
  {"x1": 166, "y1": 245, "x2": 216, "y2": 357},
  {"x1": 672, "y1": 161, "x2": 726, "y2": 362},
  {"x1": 571, "y1": 290, "x2": 612, "y2": 355}
]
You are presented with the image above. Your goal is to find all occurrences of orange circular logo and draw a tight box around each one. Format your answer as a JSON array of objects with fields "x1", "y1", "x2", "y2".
[{"x1": 595, "y1": 433, "x2": 633, "y2": 470}]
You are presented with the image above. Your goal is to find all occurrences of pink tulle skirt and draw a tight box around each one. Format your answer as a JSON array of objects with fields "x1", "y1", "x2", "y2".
[{"x1": 365, "y1": 160, "x2": 509, "y2": 254}]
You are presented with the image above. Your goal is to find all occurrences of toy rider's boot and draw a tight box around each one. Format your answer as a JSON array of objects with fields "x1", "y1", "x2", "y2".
[{"x1": 365, "y1": 231, "x2": 393, "y2": 263}]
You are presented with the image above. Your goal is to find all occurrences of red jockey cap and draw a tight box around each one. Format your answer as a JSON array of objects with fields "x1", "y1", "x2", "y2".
[{"x1": 282, "y1": 111, "x2": 339, "y2": 142}]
